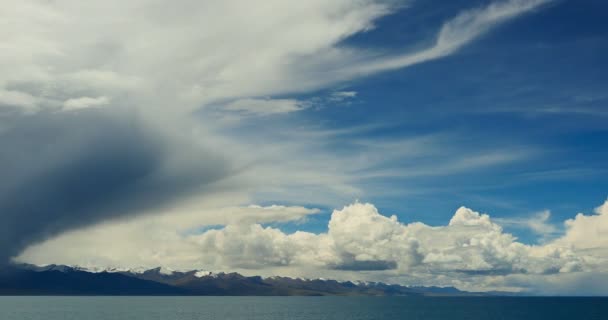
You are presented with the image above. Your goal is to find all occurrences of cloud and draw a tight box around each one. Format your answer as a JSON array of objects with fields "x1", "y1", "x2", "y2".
[
  {"x1": 495, "y1": 210, "x2": 559, "y2": 240},
  {"x1": 327, "y1": 202, "x2": 423, "y2": 271},
  {"x1": 0, "y1": 0, "x2": 396, "y2": 263},
  {"x1": 329, "y1": 91, "x2": 357, "y2": 102},
  {"x1": 0, "y1": 0, "x2": 554, "y2": 268},
  {"x1": 0, "y1": 0, "x2": 394, "y2": 116},
  {"x1": 18, "y1": 199, "x2": 608, "y2": 294},
  {"x1": 554, "y1": 199, "x2": 608, "y2": 251},
  {"x1": 219, "y1": 90, "x2": 358, "y2": 118},
  {"x1": 0, "y1": 0, "x2": 550, "y2": 116},
  {"x1": 0, "y1": 109, "x2": 233, "y2": 264},
  {"x1": 339, "y1": 0, "x2": 551, "y2": 77},
  {"x1": 16, "y1": 204, "x2": 323, "y2": 269},
  {"x1": 223, "y1": 98, "x2": 306, "y2": 116},
  {"x1": 0, "y1": 90, "x2": 38, "y2": 110},
  {"x1": 62, "y1": 96, "x2": 110, "y2": 111}
]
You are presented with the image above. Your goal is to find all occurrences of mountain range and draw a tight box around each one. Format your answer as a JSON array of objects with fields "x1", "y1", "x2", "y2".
[{"x1": 0, "y1": 264, "x2": 508, "y2": 296}]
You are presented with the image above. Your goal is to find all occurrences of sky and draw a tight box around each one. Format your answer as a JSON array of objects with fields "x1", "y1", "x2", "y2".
[{"x1": 1, "y1": 0, "x2": 607, "y2": 295}]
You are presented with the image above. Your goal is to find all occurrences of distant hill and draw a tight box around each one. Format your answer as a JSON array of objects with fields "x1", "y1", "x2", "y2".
[{"x1": 0, "y1": 264, "x2": 506, "y2": 296}]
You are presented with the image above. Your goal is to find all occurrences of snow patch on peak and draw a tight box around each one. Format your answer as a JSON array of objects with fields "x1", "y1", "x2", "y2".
[
  {"x1": 194, "y1": 270, "x2": 213, "y2": 278},
  {"x1": 159, "y1": 267, "x2": 175, "y2": 275},
  {"x1": 75, "y1": 265, "x2": 148, "y2": 274}
]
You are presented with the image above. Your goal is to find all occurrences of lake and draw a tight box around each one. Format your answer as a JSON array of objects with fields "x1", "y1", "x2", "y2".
[{"x1": 0, "y1": 296, "x2": 606, "y2": 320}]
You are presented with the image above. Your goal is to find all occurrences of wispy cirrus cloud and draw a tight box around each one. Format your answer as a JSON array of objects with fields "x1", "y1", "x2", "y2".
[
  {"x1": 222, "y1": 98, "x2": 307, "y2": 116},
  {"x1": 334, "y1": 0, "x2": 552, "y2": 79}
]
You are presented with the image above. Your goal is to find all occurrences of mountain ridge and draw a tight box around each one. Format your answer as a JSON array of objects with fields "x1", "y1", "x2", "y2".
[{"x1": 0, "y1": 264, "x2": 514, "y2": 296}]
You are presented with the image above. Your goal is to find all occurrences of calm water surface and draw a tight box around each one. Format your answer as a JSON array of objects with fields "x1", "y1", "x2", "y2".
[{"x1": 0, "y1": 296, "x2": 606, "y2": 320}]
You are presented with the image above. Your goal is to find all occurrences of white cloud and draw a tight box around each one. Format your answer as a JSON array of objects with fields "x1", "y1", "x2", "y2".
[
  {"x1": 0, "y1": 0, "x2": 547, "y2": 212},
  {"x1": 16, "y1": 202, "x2": 322, "y2": 269},
  {"x1": 495, "y1": 210, "x2": 559, "y2": 240},
  {"x1": 329, "y1": 91, "x2": 357, "y2": 102},
  {"x1": 215, "y1": 91, "x2": 357, "y2": 120},
  {"x1": 223, "y1": 98, "x2": 306, "y2": 115},
  {"x1": 63, "y1": 96, "x2": 110, "y2": 111},
  {"x1": 0, "y1": 0, "x2": 551, "y2": 116},
  {"x1": 17, "y1": 198, "x2": 608, "y2": 294},
  {"x1": 341, "y1": 0, "x2": 552, "y2": 77},
  {"x1": 0, "y1": 0, "x2": 394, "y2": 116},
  {"x1": 554, "y1": 199, "x2": 608, "y2": 251}
]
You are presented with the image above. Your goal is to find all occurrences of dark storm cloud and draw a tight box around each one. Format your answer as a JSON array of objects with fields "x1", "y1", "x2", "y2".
[{"x1": 0, "y1": 109, "x2": 232, "y2": 264}]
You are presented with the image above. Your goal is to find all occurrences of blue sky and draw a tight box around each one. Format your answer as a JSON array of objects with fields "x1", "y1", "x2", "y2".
[
  {"x1": 255, "y1": 0, "x2": 608, "y2": 242},
  {"x1": 3, "y1": 0, "x2": 608, "y2": 294}
]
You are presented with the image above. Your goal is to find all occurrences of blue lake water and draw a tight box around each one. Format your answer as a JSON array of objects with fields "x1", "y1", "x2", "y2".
[{"x1": 0, "y1": 296, "x2": 606, "y2": 320}]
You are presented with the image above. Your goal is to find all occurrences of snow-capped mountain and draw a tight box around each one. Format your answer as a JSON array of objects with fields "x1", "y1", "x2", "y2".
[{"x1": 1, "y1": 264, "x2": 508, "y2": 296}]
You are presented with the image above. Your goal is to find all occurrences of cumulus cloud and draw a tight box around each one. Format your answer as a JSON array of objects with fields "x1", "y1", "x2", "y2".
[
  {"x1": 17, "y1": 199, "x2": 608, "y2": 294},
  {"x1": 17, "y1": 204, "x2": 323, "y2": 269},
  {"x1": 327, "y1": 203, "x2": 422, "y2": 271},
  {"x1": 554, "y1": 199, "x2": 608, "y2": 252},
  {"x1": 184, "y1": 200, "x2": 608, "y2": 295}
]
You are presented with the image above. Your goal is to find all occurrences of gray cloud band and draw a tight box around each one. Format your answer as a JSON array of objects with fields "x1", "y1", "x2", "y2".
[{"x1": 0, "y1": 109, "x2": 231, "y2": 264}]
